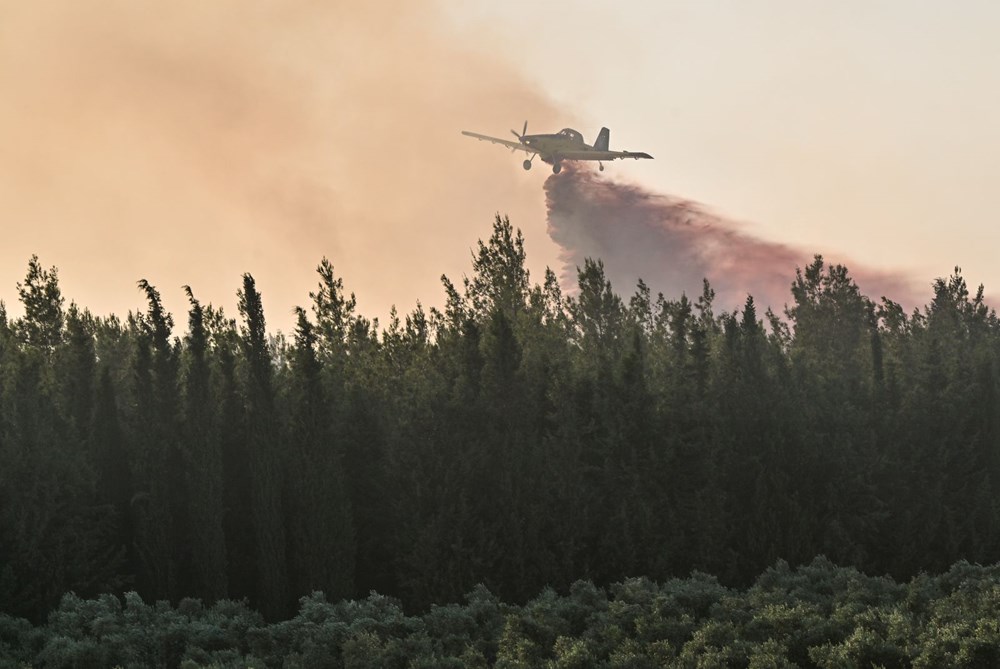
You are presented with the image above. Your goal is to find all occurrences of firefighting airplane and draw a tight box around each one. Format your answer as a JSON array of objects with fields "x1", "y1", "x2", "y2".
[{"x1": 461, "y1": 122, "x2": 653, "y2": 173}]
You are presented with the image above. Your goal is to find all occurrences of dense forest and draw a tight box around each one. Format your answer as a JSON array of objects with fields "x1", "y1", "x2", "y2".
[{"x1": 2, "y1": 216, "x2": 999, "y2": 647}]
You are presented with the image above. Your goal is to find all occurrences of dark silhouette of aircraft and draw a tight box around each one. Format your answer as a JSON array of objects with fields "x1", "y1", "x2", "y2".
[{"x1": 462, "y1": 121, "x2": 653, "y2": 173}]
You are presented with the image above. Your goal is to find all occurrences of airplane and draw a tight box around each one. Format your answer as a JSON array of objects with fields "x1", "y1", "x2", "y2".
[{"x1": 462, "y1": 122, "x2": 653, "y2": 173}]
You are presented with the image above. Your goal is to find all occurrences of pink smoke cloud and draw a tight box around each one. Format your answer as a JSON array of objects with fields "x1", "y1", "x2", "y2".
[{"x1": 544, "y1": 163, "x2": 922, "y2": 312}]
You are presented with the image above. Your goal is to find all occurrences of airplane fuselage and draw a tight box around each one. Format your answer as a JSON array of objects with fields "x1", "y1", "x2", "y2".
[{"x1": 521, "y1": 129, "x2": 590, "y2": 164}]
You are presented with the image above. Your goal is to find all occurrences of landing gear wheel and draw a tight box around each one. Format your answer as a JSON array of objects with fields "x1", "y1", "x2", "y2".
[
  {"x1": 522, "y1": 159, "x2": 532, "y2": 171},
  {"x1": 599, "y1": 163, "x2": 605, "y2": 172},
  {"x1": 552, "y1": 163, "x2": 562, "y2": 174}
]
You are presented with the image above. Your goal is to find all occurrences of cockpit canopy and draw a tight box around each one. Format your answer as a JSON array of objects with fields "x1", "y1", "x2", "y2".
[{"x1": 558, "y1": 128, "x2": 583, "y2": 143}]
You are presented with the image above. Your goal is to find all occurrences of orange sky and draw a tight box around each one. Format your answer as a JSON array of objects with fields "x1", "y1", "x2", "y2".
[{"x1": 0, "y1": 0, "x2": 566, "y2": 331}]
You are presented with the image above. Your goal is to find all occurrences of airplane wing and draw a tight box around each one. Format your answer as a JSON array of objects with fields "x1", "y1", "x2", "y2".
[
  {"x1": 461, "y1": 131, "x2": 538, "y2": 155},
  {"x1": 558, "y1": 150, "x2": 654, "y2": 161}
]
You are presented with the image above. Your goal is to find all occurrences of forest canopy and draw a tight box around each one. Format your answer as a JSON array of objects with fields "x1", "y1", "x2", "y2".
[
  {"x1": 1, "y1": 216, "x2": 998, "y2": 649},
  {"x1": 5, "y1": 558, "x2": 1000, "y2": 668}
]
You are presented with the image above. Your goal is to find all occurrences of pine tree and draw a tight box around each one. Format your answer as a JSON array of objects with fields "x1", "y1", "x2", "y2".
[
  {"x1": 310, "y1": 260, "x2": 393, "y2": 596},
  {"x1": 129, "y1": 280, "x2": 181, "y2": 600},
  {"x1": 467, "y1": 215, "x2": 530, "y2": 322},
  {"x1": 180, "y1": 288, "x2": 228, "y2": 600},
  {"x1": 210, "y1": 306, "x2": 256, "y2": 602},
  {"x1": 15, "y1": 255, "x2": 64, "y2": 352},
  {"x1": 786, "y1": 259, "x2": 873, "y2": 557},
  {"x1": 0, "y1": 259, "x2": 118, "y2": 620},
  {"x1": 237, "y1": 273, "x2": 289, "y2": 618},
  {"x1": 283, "y1": 307, "x2": 355, "y2": 601}
]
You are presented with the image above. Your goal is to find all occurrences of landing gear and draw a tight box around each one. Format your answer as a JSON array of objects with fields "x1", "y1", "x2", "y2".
[
  {"x1": 522, "y1": 159, "x2": 532, "y2": 171},
  {"x1": 552, "y1": 163, "x2": 562, "y2": 174},
  {"x1": 599, "y1": 162, "x2": 605, "y2": 172}
]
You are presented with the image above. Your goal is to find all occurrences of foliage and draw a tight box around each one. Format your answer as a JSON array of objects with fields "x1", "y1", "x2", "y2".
[{"x1": 5, "y1": 561, "x2": 1000, "y2": 667}]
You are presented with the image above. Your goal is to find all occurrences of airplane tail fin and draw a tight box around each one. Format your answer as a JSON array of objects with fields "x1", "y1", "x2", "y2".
[{"x1": 594, "y1": 127, "x2": 610, "y2": 151}]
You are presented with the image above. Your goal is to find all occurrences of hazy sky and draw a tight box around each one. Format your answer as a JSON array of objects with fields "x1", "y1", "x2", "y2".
[{"x1": 2, "y1": 1, "x2": 998, "y2": 331}]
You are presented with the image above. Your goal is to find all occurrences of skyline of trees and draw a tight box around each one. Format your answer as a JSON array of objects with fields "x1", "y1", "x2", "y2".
[{"x1": 1, "y1": 215, "x2": 999, "y2": 625}]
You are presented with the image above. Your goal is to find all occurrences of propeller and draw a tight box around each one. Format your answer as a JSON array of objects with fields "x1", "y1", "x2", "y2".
[{"x1": 510, "y1": 120, "x2": 528, "y2": 141}]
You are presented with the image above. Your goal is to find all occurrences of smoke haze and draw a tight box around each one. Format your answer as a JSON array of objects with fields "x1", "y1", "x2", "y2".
[
  {"x1": 545, "y1": 163, "x2": 922, "y2": 313},
  {"x1": 2, "y1": 1, "x2": 930, "y2": 331},
  {"x1": 0, "y1": 0, "x2": 565, "y2": 328}
]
